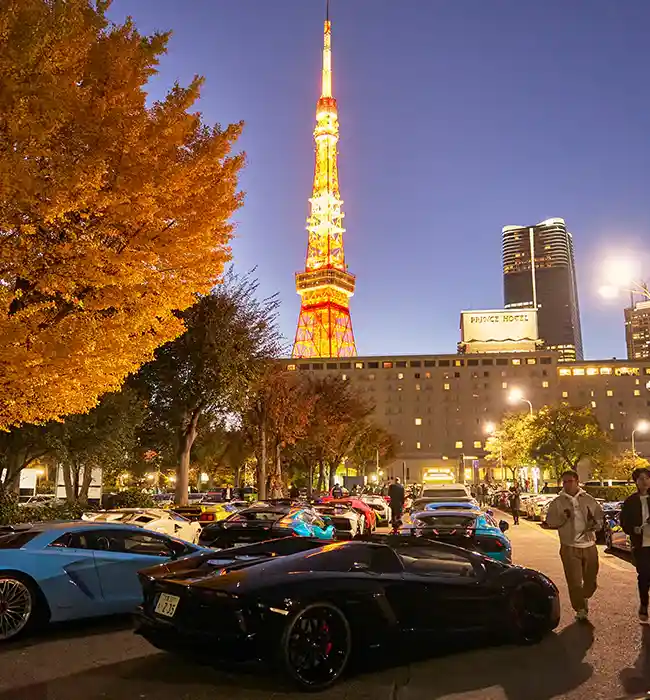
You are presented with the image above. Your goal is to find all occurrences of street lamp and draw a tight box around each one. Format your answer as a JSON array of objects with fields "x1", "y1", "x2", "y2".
[
  {"x1": 632, "y1": 420, "x2": 650, "y2": 459},
  {"x1": 508, "y1": 388, "x2": 533, "y2": 416},
  {"x1": 598, "y1": 256, "x2": 648, "y2": 305}
]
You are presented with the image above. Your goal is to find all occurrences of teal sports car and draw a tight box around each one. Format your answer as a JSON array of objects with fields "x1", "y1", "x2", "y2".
[{"x1": 400, "y1": 509, "x2": 512, "y2": 563}]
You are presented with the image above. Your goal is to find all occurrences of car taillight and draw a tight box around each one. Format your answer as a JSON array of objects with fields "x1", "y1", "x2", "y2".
[{"x1": 199, "y1": 513, "x2": 215, "y2": 522}]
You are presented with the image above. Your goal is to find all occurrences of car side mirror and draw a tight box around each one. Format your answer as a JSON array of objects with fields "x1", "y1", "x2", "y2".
[{"x1": 499, "y1": 520, "x2": 509, "y2": 533}]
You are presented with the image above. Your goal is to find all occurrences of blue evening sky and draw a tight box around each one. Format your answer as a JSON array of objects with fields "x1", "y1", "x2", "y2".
[{"x1": 108, "y1": 0, "x2": 650, "y2": 360}]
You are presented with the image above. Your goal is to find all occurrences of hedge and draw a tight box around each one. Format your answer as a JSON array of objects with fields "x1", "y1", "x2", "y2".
[{"x1": 583, "y1": 485, "x2": 636, "y2": 502}]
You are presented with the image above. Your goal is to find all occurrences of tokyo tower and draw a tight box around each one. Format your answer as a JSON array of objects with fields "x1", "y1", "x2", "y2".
[{"x1": 292, "y1": 3, "x2": 357, "y2": 358}]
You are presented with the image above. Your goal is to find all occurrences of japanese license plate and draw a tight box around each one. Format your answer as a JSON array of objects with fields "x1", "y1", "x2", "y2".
[{"x1": 155, "y1": 593, "x2": 180, "y2": 618}]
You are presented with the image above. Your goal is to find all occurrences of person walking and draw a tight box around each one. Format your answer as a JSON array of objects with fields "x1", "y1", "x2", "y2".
[
  {"x1": 331, "y1": 483, "x2": 343, "y2": 499},
  {"x1": 545, "y1": 470, "x2": 603, "y2": 621},
  {"x1": 620, "y1": 467, "x2": 650, "y2": 623},
  {"x1": 388, "y1": 477, "x2": 405, "y2": 529},
  {"x1": 509, "y1": 485, "x2": 521, "y2": 525}
]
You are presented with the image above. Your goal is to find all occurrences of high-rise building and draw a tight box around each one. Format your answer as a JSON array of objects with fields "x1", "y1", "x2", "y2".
[
  {"x1": 502, "y1": 217, "x2": 583, "y2": 362},
  {"x1": 292, "y1": 9, "x2": 356, "y2": 358},
  {"x1": 625, "y1": 297, "x2": 650, "y2": 360}
]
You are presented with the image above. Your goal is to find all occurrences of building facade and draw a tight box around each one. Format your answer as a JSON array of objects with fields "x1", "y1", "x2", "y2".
[
  {"x1": 502, "y1": 218, "x2": 583, "y2": 362},
  {"x1": 625, "y1": 300, "x2": 650, "y2": 361},
  {"x1": 285, "y1": 353, "x2": 650, "y2": 484}
]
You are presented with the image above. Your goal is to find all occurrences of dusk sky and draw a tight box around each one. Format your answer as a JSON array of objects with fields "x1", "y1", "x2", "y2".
[{"x1": 109, "y1": 0, "x2": 650, "y2": 360}]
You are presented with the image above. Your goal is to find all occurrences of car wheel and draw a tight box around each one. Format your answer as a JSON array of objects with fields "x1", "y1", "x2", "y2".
[
  {"x1": 0, "y1": 574, "x2": 39, "y2": 642},
  {"x1": 508, "y1": 581, "x2": 553, "y2": 644},
  {"x1": 278, "y1": 602, "x2": 352, "y2": 690}
]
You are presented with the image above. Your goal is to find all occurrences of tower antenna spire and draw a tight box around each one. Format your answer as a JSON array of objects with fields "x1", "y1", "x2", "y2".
[{"x1": 326, "y1": 0, "x2": 329, "y2": 21}]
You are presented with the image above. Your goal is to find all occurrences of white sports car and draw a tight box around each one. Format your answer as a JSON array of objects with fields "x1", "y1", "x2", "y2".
[
  {"x1": 81, "y1": 508, "x2": 201, "y2": 543},
  {"x1": 313, "y1": 503, "x2": 366, "y2": 537},
  {"x1": 361, "y1": 494, "x2": 391, "y2": 524}
]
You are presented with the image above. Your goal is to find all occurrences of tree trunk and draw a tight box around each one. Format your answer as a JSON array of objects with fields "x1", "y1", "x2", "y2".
[
  {"x1": 306, "y1": 458, "x2": 313, "y2": 499},
  {"x1": 257, "y1": 419, "x2": 267, "y2": 501},
  {"x1": 317, "y1": 460, "x2": 325, "y2": 493},
  {"x1": 176, "y1": 410, "x2": 201, "y2": 506},
  {"x1": 79, "y1": 464, "x2": 94, "y2": 503},
  {"x1": 269, "y1": 442, "x2": 283, "y2": 498},
  {"x1": 63, "y1": 464, "x2": 74, "y2": 502}
]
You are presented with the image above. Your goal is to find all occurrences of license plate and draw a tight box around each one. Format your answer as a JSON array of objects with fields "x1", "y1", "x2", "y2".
[{"x1": 155, "y1": 593, "x2": 180, "y2": 618}]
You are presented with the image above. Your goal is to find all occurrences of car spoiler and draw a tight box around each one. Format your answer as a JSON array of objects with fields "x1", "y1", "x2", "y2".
[{"x1": 0, "y1": 523, "x2": 34, "y2": 534}]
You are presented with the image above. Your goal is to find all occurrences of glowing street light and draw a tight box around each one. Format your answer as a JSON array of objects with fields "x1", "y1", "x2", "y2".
[
  {"x1": 508, "y1": 388, "x2": 533, "y2": 416},
  {"x1": 598, "y1": 256, "x2": 649, "y2": 304},
  {"x1": 484, "y1": 422, "x2": 496, "y2": 435},
  {"x1": 632, "y1": 420, "x2": 650, "y2": 459}
]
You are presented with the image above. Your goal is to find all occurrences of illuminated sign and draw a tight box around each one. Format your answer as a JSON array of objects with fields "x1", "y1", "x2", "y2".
[{"x1": 460, "y1": 309, "x2": 539, "y2": 344}]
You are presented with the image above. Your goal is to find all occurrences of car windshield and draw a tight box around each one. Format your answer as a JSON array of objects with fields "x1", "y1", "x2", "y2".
[
  {"x1": 421, "y1": 489, "x2": 467, "y2": 499},
  {"x1": 228, "y1": 510, "x2": 284, "y2": 522}
]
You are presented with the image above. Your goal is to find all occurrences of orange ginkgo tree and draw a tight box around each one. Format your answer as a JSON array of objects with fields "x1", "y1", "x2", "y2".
[{"x1": 0, "y1": 0, "x2": 244, "y2": 428}]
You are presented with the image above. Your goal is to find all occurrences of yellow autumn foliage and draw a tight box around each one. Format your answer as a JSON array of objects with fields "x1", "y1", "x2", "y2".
[{"x1": 0, "y1": 0, "x2": 244, "y2": 428}]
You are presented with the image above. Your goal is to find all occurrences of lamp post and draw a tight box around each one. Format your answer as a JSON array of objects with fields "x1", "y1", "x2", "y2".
[
  {"x1": 632, "y1": 420, "x2": 650, "y2": 459},
  {"x1": 508, "y1": 388, "x2": 533, "y2": 416}
]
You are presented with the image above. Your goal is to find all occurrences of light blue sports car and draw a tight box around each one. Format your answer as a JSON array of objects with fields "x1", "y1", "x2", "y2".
[{"x1": 0, "y1": 521, "x2": 208, "y2": 642}]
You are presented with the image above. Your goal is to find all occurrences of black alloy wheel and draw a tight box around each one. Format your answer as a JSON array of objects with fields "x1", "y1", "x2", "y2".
[
  {"x1": 508, "y1": 582, "x2": 552, "y2": 644},
  {"x1": 279, "y1": 602, "x2": 351, "y2": 690},
  {"x1": 0, "y1": 575, "x2": 37, "y2": 642}
]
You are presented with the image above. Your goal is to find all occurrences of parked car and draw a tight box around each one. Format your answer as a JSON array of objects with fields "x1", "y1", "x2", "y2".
[
  {"x1": 135, "y1": 535, "x2": 560, "y2": 690},
  {"x1": 313, "y1": 502, "x2": 366, "y2": 537},
  {"x1": 318, "y1": 497, "x2": 377, "y2": 532},
  {"x1": 400, "y1": 509, "x2": 512, "y2": 563},
  {"x1": 360, "y1": 494, "x2": 391, "y2": 525},
  {"x1": 198, "y1": 504, "x2": 335, "y2": 548},
  {"x1": 603, "y1": 506, "x2": 630, "y2": 552},
  {"x1": 82, "y1": 508, "x2": 202, "y2": 543},
  {"x1": 0, "y1": 521, "x2": 207, "y2": 642}
]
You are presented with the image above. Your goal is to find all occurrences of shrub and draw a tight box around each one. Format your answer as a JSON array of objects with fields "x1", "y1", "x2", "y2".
[
  {"x1": 0, "y1": 490, "x2": 20, "y2": 525},
  {"x1": 583, "y1": 485, "x2": 636, "y2": 502},
  {"x1": 103, "y1": 488, "x2": 155, "y2": 509}
]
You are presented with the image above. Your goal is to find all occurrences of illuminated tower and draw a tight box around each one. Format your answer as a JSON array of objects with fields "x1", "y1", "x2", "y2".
[{"x1": 292, "y1": 6, "x2": 357, "y2": 358}]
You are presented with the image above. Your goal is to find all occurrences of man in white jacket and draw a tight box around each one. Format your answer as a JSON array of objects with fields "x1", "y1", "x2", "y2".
[{"x1": 545, "y1": 469, "x2": 604, "y2": 621}]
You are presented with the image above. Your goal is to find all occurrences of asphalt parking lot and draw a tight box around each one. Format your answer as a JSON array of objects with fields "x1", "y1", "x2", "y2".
[{"x1": 0, "y1": 513, "x2": 647, "y2": 700}]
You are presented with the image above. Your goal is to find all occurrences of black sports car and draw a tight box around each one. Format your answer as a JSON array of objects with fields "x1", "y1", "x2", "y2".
[{"x1": 135, "y1": 535, "x2": 560, "y2": 690}]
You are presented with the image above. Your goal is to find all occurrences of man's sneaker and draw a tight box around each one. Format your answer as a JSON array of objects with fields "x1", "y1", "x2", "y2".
[
  {"x1": 639, "y1": 606, "x2": 648, "y2": 623},
  {"x1": 575, "y1": 609, "x2": 588, "y2": 621}
]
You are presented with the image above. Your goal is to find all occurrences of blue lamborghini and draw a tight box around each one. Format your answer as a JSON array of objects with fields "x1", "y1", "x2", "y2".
[{"x1": 0, "y1": 521, "x2": 207, "y2": 642}]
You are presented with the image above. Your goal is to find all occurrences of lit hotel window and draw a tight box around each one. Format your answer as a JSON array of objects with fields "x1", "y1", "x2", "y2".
[
  {"x1": 415, "y1": 418, "x2": 422, "y2": 426},
  {"x1": 341, "y1": 374, "x2": 348, "y2": 381},
  {"x1": 635, "y1": 390, "x2": 641, "y2": 396},
  {"x1": 383, "y1": 362, "x2": 393, "y2": 369},
  {"x1": 368, "y1": 373, "x2": 375, "y2": 380},
  {"x1": 562, "y1": 392, "x2": 569, "y2": 398},
  {"x1": 542, "y1": 381, "x2": 549, "y2": 388},
  {"x1": 415, "y1": 384, "x2": 421, "y2": 391},
  {"x1": 573, "y1": 368, "x2": 585, "y2": 376},
  {"x1": 512, "y1": 359, "x2": 521, "y2": 366},
  {"x1": 397, "y1": 373, "x2": 404, "y2": 380},
  {"x1": 587, "y1": 368, "x2": 598, "y2": 376},
  {"x1": 355, "y1": 362, "x2": 364, "y2": 369},
  {"x1": 607, "y1": 390, "x2": 614, "y2": 397},
  {"x1": 591, "y1": 401, "x2": 597, "y2": 408},
  {"x1": 287, "y1": 364, "x2": 297, "y2": 371},
  {"x1": 425, "y1": 372, "x2": 432, "y2": 379},
  {"x1": 559, "y1": 368, "x2": 572, "y2": 376},
  {"x1": 502, "y1": 382, "x2": 508, "y2": 389},
  {"x1": 455, "y1": 441, "x2": 463, "y2": 449},
  {"x1": 473, "y1": 441, "x2": 482, "y2": 449},
  {"x1": 526, "y1": 358, "x2": 537, "y2": 365},
  {"x1": 600, "y1": 367, "x2": 612, "y2": 375},
  {"x1": 444, "y1": 383, "x2": 450, "y2": 390},
  {"x1": 416, "y1": 442, "x2": 421, "y2": 450},
  {"x1": 610, "y1": 423, "x2": 615, "y2": 430}
]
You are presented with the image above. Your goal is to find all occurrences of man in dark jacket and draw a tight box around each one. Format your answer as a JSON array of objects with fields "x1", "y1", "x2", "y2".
[
  {"x1": 388, "y1": 477, "x2": 405, "y2": 528},
  {"x1": 509, "y1": 486, "x2": 521, "y2": 525},
  {"x1": 620, "y1": 467, "x2": 650, "y2": 622}
]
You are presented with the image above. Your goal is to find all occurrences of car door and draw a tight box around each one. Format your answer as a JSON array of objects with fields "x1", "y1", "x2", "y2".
[
  {"x1": 85, "y1": 528, "x2": 181, "y2": 612},
  {"x1": 42, "y1": 530, "x2": 105, "y2": 619},
  {"x1": 396, "y1": 547, "x2": 491, "y2": 634}
]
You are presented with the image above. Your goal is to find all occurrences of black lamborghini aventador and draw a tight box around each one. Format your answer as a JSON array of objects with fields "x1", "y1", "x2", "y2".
[{"x1": 135, "y1": 535, "x2": 560, "y2": 690}]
